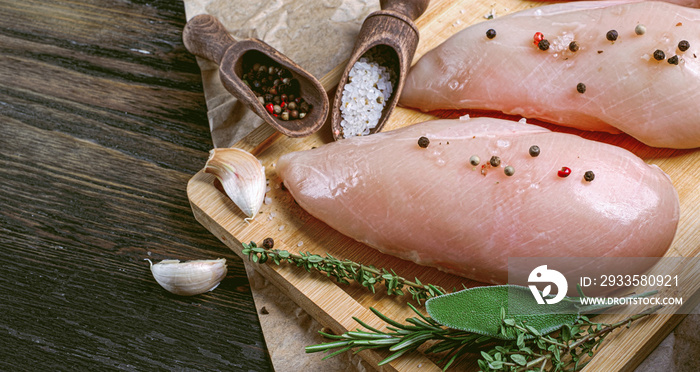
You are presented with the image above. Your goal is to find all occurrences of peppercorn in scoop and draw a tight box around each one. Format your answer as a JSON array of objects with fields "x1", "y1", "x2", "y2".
[{"x1": 241, "y1": 58, "x2": 312, "y2": 121}]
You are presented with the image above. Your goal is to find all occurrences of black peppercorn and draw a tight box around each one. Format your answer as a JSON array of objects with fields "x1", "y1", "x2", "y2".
[
  {"x1": 584, "y1": 171, "x2": 595, "y2": 182},
  {"x1": 606, "y1": 30, "x2": 618, "y2": 42},
  {"x1": 486, "y1": 29, "x2": 496, "y2": 39},
  {"x1": 262, "y1": 237, "x2": 274, "y2": 249},
  {"x1": 569, "y1": 41, "x2": 579, "y2": 52},
  {"x1": 576, "y1": 83, "x2": 586, "y2": 94},
  {"x1": 300, "y1": 101, "x2": 309, "y2": 113},
  {"x1": 653, "y1": 49, "x2": 666, "y2": 61},
  {"x1": 668, "y1": 55, "x2": 679, "y2": 65},
  {"x1": 538, "y1": 39, "x2": 550, "y2": 51},
  {"x1": 417, "y1": 136, "x2": 430, "y2": 148},
  {"x1": 278, "y1": 83, "x2": 289, "y2": 95},
  {"x1": 489, "y1": 156, "x2": 501, "y2": 167},
  {"x1": 678, "y1": 40, "x2": 690, "y2": 52},
  {"x1": 529, "y1": 145, "x2": 540, "y2": 157}
]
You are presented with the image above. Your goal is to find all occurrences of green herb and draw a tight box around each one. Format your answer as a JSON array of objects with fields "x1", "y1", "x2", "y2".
[
  {"x1": 241, "y1": 240, "x2": 661, "y2": 371},
  {"x1": 306, "y1": 302, "x2": 662, "y2": 371},
  {"x1": 241, "y1": 241, "x2": 446, "y2": 303},
  {"x1": 425, "y1": 285, "x2": 579, "y2": 340},
  {"x1": 478, "y1": 304, "x2": 663, "y2": 371},
  {"x1": 305, "y1": 304, "x2": 486, "y2": 369}
]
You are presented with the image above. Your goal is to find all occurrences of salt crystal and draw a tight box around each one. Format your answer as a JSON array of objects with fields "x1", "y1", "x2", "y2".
[
  {"x1": 297, "y1": 241, "x2": 303, "y2": 247},
  {"x1": 278, "y1": 225, "x2": 285, "y2": 231},
  {"x1": 264, "y1": 197, "x2": 272, "y2": 205},
  {"x1": 519, "y1": 118, "x2": 528, "y2": 124},
  {"x1": 459, "y1": 114, "x2": 470, "y2": 121}
]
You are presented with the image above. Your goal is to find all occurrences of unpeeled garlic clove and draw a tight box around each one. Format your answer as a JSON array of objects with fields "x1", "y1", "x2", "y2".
[
  {"x1": 146, "y1": 258, "x2": 227, "y2": 296},
  {"x1": 205, "y1": 148, "x2": 265, "y2": 220}
]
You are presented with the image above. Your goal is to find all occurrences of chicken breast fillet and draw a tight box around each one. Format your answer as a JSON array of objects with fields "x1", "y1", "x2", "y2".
[
  {"x1": 400, "y1": 1, "x2": 700, "y2": 148},
  {"x1": 277, "y1": 118, "x2": 680, "y2": 284}
]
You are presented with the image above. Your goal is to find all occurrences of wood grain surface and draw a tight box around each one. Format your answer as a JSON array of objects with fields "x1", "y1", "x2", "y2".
[
  {"x1": 0, "y1": 0, "x2": 272, "y2": 370},
  {"x1": 188, "y1": 0, "x2": 700, "y2": 371}
]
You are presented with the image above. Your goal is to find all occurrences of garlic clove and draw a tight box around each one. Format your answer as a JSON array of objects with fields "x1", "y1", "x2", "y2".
[
  {"x1": 146, "y1": 258, "x2": 227, "y2": 296},
  {"x1": 204, "y1": 148, "x2": 266, "y2": 220}
]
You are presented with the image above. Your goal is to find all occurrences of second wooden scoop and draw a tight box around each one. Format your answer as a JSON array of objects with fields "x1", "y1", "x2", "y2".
[
  {"x1": 183, "y1": 14, "x2": 329, "y2": 138},
  {"x1": 331, "y1": 0, "x2": 430, "y2": 140}
]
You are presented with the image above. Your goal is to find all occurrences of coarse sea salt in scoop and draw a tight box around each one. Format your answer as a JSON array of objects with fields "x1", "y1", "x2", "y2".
[{"x1": 339, "y1": 51, "x2": 395, "y2": 137}]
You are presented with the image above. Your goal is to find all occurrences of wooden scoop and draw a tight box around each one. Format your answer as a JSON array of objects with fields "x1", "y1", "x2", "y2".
[
  {"x1": 183, "y1": 14, "x2": 329, "y2": 138},
  {"x1": 330, "y1": 0, "x2": 430, "y2": 140}
]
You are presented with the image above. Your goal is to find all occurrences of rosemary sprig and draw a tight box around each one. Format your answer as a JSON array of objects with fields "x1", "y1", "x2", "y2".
[
  {"x1": 306, "y1": 304, "x2": 662, "y2": 371},
  {"x1": 305, "y1": 303, "x2": 487, "y2": 369},
  {"x1": 241, "y1": 241, "x2": 446, "y2": 303}
]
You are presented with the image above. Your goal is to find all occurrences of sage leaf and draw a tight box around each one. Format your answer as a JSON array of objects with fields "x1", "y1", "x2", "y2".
[
  {"x1": 511, "y1": 353, "x2": 527, "y2": 366},
  {"x1": 425, "y1": 285, "x2": 579, "y2": 340}
]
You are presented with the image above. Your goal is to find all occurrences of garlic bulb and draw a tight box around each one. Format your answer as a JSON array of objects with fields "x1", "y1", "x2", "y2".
[
  {"x1": 146, "y1": 258, "x2": 227, "y2": 296},
  {"x1": 205, "y1": 148, "x2": 265, "y2": 220}
]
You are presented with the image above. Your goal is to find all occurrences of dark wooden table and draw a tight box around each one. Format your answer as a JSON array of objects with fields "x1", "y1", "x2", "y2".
[{"x1": 0, "y1": 0, "x2": 273, "y2": 370}]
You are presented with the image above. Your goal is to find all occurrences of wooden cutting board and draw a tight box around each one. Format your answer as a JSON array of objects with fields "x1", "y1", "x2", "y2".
[{"x1": 188, "y1": 0, "x2": 700, "y2": 370}]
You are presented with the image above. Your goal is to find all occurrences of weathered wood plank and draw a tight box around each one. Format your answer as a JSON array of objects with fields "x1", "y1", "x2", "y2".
[{"x1": 0, "y1": 0, "x2": 272, "y2": 370}]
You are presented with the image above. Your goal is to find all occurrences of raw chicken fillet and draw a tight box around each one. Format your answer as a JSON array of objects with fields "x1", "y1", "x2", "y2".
[
  {"x1": 400, "y1": 1, "x2": 700, "y2": 148},
  {"x1": 277, "y1": 118, "x2": 680, "y2": 284}
]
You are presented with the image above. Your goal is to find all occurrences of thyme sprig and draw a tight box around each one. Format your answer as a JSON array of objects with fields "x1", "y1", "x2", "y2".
[
  {"x1": 241, "y1": 241, "x2": 446, "y2": 303},
  {"x1": 479, "y1": 304, "x2": 663, "y2": 371},
  {"x1": 306, "y1": 304, "x2": 662, "y2": 371}
]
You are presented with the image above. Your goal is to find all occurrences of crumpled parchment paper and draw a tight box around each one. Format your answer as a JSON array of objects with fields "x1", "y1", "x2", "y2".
[
  {"x1": 181, "y1": 1, "x2": 700, "y2": 370},
  {"x1": 184, "y1": 0, "x2": 377, "y2": 148}
]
